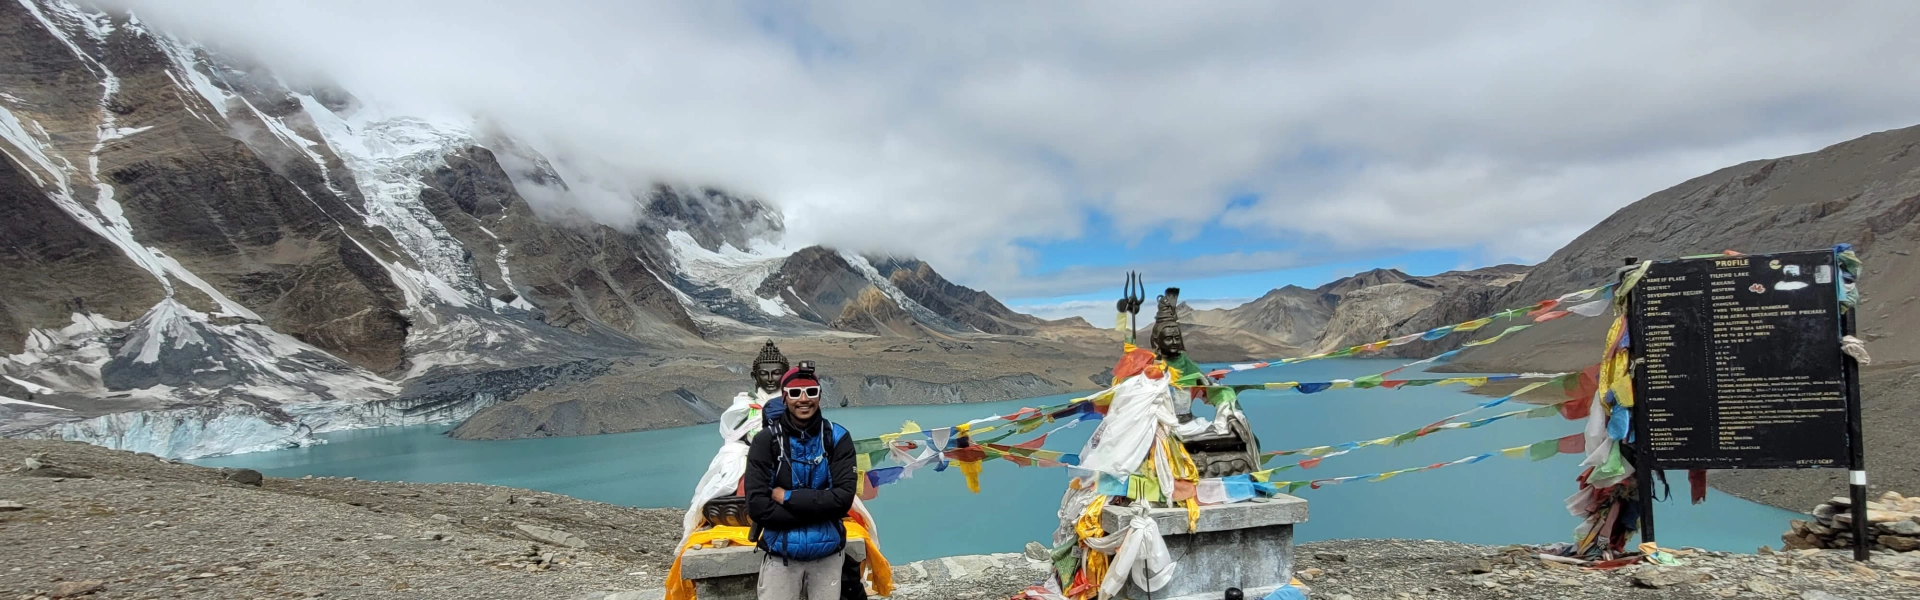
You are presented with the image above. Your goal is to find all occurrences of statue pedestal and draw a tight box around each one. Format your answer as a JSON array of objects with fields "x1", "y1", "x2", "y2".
[
  {"x1": 1100, "y1": 495, "x2": 1310, "y2": 600},
  {"x1": 679, "y1": 544, "x2": 867, "y2": 600}
]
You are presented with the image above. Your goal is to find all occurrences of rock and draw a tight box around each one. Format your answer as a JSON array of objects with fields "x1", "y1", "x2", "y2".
[
  {"x1": 1471, "y1": 560, "x2": 1494, "y2": 574},
  {"x1": 1801, "y1": 591, "x2": 1851, "y2": 600},
  {"x1": 1849, "y1": 564, "x2": 1878, "y2": 580},
  {"x1": 487, "y1": 491, "x2": 514, "y2": 505},
  {"x1": 1758, "y1": 545, "x2": 1774, "y2": 555},
  {"x1": 21, "y1": 465, "x2": 91, "y2": 478},
  {"x1": 343, "y1": 477, "x2": 357, "y2": 481},
  {"x1": 23, "y1": 457, "x2": 42, "y2": 470},
  {"x1": 371, "y1": 534, "x2": 396, "y2": 540},
  {"x1": 1632, "y1": 566, "x2": 1710, "y2": 589},
  {"x1": 431, "y1": 513, "x2": 456, "y2": 523},
  {"x1": 0, "y1": 500, "x2": 23, "y2": 511},
  {"x1": 1808, "y1": 521, "x2": 1834, "y2": 536},
  {"x1": 1814, "y1": 504, "x2": 1840, "y2": 521},
  {"x1": 224, "y1": 469, "x2": 263, "y2": 486},
  {"x1": 1023, "y1": 541, "x2": 1049, "y2": 561},
  {"x1": 49, "y1": 580, "x2": 104, "y2": 598},
  {"x1": 1299, "y1": 567, "x2": 1323, "y2": 581},
  {"x1": 1745, "y1": 578, "x2": 1785, "y2": 596},
  {"x1": 423, "y1": 532, "x2": 448, "y2": 541},
  {"x1": 515, "y1": 523, "x2": 587, "y2": 549},
  {"x1": 1883, "y1": 536, "x2": 1920, "y2": 552},
  {"x1": 1791, "y1": 520, "x2": 1811, "y2": 535},
  {"x1": 1314, "y1": 552, "x2": 1349, "y2": 562},
  {"x1": 1881, "y1": 520, "x2": 1920, "y2": 536}
]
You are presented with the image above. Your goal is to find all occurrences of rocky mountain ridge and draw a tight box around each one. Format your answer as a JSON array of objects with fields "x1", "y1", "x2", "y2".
[
  {"x1": 1421, "y1": 124, "x2": 1920, "y2": 511},
  {"x1": 1185, "y1": 265, "x2": 1530, "y2": 359},
  {"x1": 0, "y1": 0, "x2": 1105, "y2": 458}
]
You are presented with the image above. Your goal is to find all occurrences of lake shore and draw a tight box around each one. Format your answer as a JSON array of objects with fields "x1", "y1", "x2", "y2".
[{"x1": 7, "y1": 439, "x2": 1917, "y2": 600}]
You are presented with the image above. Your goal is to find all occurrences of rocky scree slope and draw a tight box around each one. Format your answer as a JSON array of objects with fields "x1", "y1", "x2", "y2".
[
  {"x1": 0, "y1": 0, "x2": 1100, "y2": 457},
  {"x1": 1421, "y1": 124, "x2": 1920, "y2": 511}
]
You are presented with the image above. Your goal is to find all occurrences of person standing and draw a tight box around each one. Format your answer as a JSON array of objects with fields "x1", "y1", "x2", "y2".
[{"x1": 747, "y1": 362, "x2": 857, "y2": 600}]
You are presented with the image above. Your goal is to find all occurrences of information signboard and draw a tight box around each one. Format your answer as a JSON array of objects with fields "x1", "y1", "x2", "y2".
[{"x1": 1629, "y1": 250, "x2": 1849, "y2": 470}]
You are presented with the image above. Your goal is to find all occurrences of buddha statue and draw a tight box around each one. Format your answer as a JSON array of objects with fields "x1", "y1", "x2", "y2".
[
  {"x1": 690, "y1": 340, "x2": 788, "y2": 532},
  {"x1": 752, "y1": 340, "x2": 789, "y2": 394}
]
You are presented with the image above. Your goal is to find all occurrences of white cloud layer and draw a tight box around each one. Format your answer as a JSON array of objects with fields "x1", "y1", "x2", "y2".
[{"x1": 107, "y1": 0, "x2": 1920, "y2": 299}]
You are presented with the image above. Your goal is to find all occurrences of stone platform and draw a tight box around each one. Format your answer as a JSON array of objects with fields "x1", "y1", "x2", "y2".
[
  {"x1": 680, "y1": 543, "x2": 867, "y2": 600},
  {"x1": 1099, "y1": 495, "x2": 1310, "y2": 600}
]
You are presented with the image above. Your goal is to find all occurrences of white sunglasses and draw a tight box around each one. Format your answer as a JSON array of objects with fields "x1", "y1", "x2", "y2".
[{"x1": 785, "y1": 386, "x2": 822, "y2": 399}]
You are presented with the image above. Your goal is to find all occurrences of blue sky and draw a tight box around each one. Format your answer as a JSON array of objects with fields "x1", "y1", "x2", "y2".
[{"x1": 1001, "y1": 212, "x2": 1480, "y2": 323}]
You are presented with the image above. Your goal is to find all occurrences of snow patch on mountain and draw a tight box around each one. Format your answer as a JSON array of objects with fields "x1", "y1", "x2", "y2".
[
  {"x1": 665, "y1": 230, "x2": 798, "y2": 318},
  {"x1": 295, "y1": 95, "x2": 486, "y2": 308},
  {"x1": 2, "y1": 298, "x2": 406, "y2": 457}
]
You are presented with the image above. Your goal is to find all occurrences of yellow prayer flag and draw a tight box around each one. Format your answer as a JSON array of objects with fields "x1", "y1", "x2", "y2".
[{"x1": 1455, "y1": 317, "x2": 1494, "y2": 332}]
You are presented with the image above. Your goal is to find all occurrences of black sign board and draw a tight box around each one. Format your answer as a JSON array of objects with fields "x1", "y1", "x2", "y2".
[{"x1": 1629, "y1": 250, "x2": 1849, "y2": 470}]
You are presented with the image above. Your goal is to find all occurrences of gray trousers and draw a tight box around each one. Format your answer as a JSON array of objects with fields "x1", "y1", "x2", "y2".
[{"x1": 757, "y1": 550, "x2": 843, "y2": 600}]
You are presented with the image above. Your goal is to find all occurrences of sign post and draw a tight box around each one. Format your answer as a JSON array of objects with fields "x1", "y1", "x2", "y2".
[{"x1": 1625, "y1": 249, "x2": 1867, "y2": 560}]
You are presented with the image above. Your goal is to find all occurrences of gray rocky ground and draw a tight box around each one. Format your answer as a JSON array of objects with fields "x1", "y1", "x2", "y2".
[
  {"x1": 6, "y1": 439, "x2": 1919, "y2": 599},
  {"x1": 1295, "y1": 540, "x2": 1920, "y2": 600}
]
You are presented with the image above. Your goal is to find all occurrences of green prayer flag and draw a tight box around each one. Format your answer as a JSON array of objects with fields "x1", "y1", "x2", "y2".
[
  {"x1": 1527, "y1": 439, "x2": 1560, "y2": 461},
  {"x1": 1352, "y1": 374, "x2": 1385, "y2": 389}
]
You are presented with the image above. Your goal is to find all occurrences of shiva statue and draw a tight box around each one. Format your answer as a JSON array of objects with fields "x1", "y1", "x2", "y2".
[{"x1": 1152, "y1": 288, "x2": 1263, "y2": 478}]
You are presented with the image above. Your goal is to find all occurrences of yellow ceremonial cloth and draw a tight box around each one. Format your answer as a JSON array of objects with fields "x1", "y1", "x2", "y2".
[{"x1": 665, "y1": 520, "x2": 892, "y2": 600}]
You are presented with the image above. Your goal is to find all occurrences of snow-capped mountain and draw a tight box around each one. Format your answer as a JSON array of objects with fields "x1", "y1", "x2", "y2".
[{"x1": 0, "y1": 0, "x2": 1081, "y2": 457}]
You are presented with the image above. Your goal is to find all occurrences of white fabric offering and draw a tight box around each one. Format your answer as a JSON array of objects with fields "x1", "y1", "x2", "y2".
[
  {"x1": 680, "y1": 389, "x2": 774, "y2": 542},
  {"x1": 1083, "y1": 513, "x2": 1175, "y2": 599},
  {"x1": 1077, "y1": 374, "x2": 1178, "y2": 476}
]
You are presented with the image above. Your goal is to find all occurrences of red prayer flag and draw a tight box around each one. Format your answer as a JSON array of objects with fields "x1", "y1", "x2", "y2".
[
  {"x1": 1526, "y1": 299, "x2": 1559, "y2": 316},
  {"x1": 1299, "y1": 457, "x2": 1324, "y2": 469},
  {"x1": 1557, "y1": 433, "x2": 1585, "y2": 455},
  {"x1": 1533, "y1": 310, "x2": 1571, "y2": 323}
]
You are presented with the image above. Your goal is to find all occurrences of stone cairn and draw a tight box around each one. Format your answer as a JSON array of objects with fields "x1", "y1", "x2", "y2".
[{"x1": 1783, "y1": 491, "x2": 1920, "y2": 552}]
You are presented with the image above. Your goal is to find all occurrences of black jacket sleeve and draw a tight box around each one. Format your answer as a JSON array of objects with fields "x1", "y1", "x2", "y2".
[
  {"x1": 745, "y1": 429, "x2": 803, "y2": 529},
  {"x1": 782, "y1": 431, "x2": 858, "y2": 521}
]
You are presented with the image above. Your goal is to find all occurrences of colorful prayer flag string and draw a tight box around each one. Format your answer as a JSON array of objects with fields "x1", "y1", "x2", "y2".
[
  {"x1": 1256, "y1": 367, "x2": 1596, "y2": 470},
  {"x1": 1213, "y1": 284, "x2": 1614, "y2": 377},
  {"x1": 1247, "y1": 432, "x2": 1588, "y2": 494}
]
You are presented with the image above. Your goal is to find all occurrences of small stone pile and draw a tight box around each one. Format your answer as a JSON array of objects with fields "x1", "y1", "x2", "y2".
[{"x1": 1784, "y1": 491, "x2": 1920, "y2": 552}]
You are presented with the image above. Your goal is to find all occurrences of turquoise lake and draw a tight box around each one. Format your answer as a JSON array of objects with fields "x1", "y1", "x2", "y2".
[{"x1": 197, "y1": 358, "x2": 1801, "y2": 563}]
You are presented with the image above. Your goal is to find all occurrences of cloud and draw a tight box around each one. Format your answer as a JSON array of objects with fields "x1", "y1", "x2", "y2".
[{"x1": 107, "y1": 0, "x2": 1920, "y2": 298}]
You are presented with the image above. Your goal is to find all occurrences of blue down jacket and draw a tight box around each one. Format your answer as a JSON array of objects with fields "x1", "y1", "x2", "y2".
[{"x1": 746, "y1": 397, "x2": 857, "y2": 561}]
